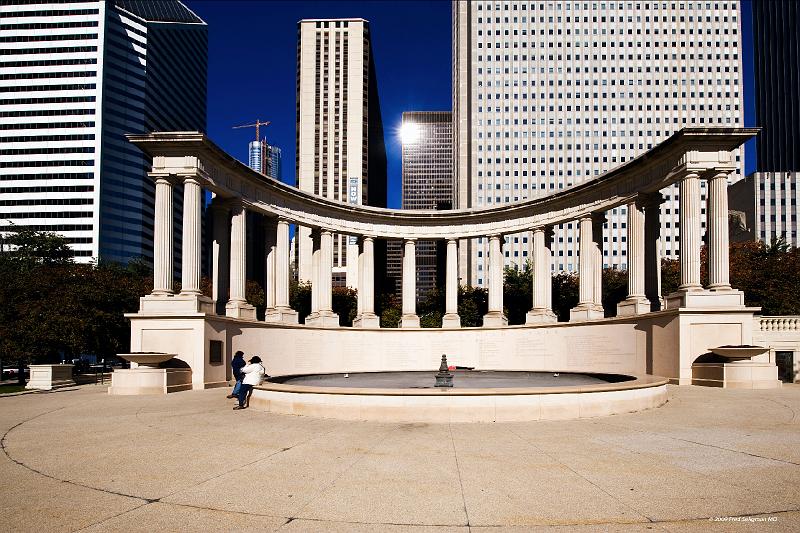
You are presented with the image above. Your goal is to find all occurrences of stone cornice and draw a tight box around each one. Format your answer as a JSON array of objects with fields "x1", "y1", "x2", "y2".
[{"x1": 128, "y1": 127, "x2": 757, "y2": 239}]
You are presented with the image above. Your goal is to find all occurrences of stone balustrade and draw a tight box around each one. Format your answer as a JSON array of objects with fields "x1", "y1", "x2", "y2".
[
  {"x1": 129, "y1": 127, "x2": 757, "y2": 328},
  {"x1": 758, "y1": 316, "x2": 800, "y2": 331}
]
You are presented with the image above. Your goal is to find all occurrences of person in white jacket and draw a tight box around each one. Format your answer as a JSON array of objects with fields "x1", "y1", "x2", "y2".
[{"x1": 233, "y1": 356, "x2": 266, "y2": 410}]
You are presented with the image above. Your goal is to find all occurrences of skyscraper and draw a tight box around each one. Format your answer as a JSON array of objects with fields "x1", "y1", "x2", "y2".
[
  {"x1": 295, "y1": 18, "x2": 387, "y2": 287},
  {"x1": 246, "y1": 140, "x2": 281, "y2": 181},
  {"x1": 399, "y1": 111, "x2": 453, "y2": 301},
  {"x1": 453, "y1": 1, "x2": 743, "y2": 286},
  {"x1": 0, "y1": 0, "x2": 208, "y2": 267},
  {"x1": 737, "y1": 0, "x2": 800, "y2": 246}
]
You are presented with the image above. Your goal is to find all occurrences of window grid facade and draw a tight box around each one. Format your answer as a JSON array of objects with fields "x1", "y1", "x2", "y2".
[{"x1": 454, "y1": 0, "x2": 744, "y2": 286}]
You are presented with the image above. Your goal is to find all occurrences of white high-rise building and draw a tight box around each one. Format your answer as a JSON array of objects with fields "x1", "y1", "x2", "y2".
[
  {"x1": 453, "y1": 0, "x2": 744, "y2": 286},
  {"x1": 295, "y1": 18, "x2": 386, "y2": 287},
  {"x1": 0, "y1": 0, "x2": 207, "y2": 267}
]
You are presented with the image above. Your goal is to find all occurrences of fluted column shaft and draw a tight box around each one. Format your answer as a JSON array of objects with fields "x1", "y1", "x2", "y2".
[
  {"x1": 180, "y1": 177, "x2": 202, "y2": 294},
  {"x1": 592, "y1": 214, "x2": 605, "y2": 307},
  {"x1": 643, "y1": 193, "x2": 664, "y2": 309},
  {"x1": 211, "y1": 202, "x2": 229, "y2": 313},
  {"x1": 228, "y1": 202, "x2": 247, "y2": 303},
  {"x1": 445, "y1": 239, "x2": 459, "y2": 315},
  {"x1": 487, "y1": 235, "x2": 504, "y2": 314},
  {"x1": 532, "y1": 228, "x2": 548, "y2": 309},
  {"x1": 402, "y1": 238, "x2": 417, "y2": 316},
  {"x1": 310, "y1": 230, "x2": 320, "y2": 314},
  {"x1": 319, "y1": 230, "x2": 334, "y2": 312},
  {"x1": 627, "y1": 200, "x2": 645, "y2": 298},
  {"x1": 578, "y1": 216, "x2": 594, "y2": 305},
  {"x1": 359, "y1": 236, "x2": 375, "y2": 314},
  {"x1": 679, "y1": 173, "x2": 703, "y2": 291},
  {"x1": 275, "y1": 219, "x2": 291, "y2": 309},
  {"x1": 544, "y1": 227, "x2": 554, "y2": 310},
  {"x1": 707, "y1": 172, "x2": 732, "y2": 290},
  {"x1": 264, "y1": 219, "x2": 277, "y2": 310},
  {"x1": 152, "y1": 176, "x2": 174, "y2": 295}
]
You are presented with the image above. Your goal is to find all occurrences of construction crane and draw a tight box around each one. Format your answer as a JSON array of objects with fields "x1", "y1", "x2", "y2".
[{"x1": 232, "y1": 119, "x2": 271, "y2": 141}]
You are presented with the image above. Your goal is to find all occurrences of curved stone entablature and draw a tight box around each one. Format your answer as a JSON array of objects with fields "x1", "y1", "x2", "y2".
[{"x1": 129, "y1": 127, "x2": 756, "y2": 239}]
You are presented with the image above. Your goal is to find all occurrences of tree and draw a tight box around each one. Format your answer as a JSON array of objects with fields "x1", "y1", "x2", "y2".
[
  {"x1": 503, "y1": 262, "x2": 532, "y2": 325},
  {"x1": 332, "y1": 286, "x2": 358, "y2": 326},
  {"x1": 551, "y1": 271, "x2": 579, "y2": 321},
  {"x1": 289, "y1": 281, "x2": 311, "y2": 323},
  {"x1": 458, "y1": 285, "x2": 488, "y2": 327},
  {"x1": 601, "y1": 268, "x2": 628, "y2": 317}
]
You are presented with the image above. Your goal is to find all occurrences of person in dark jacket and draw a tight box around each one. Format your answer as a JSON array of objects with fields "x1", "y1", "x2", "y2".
[{"x1": 226, "y1": 351, "x2": 246, "y2": 399}]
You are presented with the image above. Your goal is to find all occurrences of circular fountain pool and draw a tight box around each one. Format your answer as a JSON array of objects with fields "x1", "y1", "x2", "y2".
[{"x1": 250, "y1": 370, "x2": 668, "y2": 423}]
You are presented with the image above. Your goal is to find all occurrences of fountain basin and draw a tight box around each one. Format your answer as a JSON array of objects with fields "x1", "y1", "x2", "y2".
[
  {"x1": 118, "y1": 352, "x2": 177, "y2": 367},
  {"x1": 708, "y1": 345, "x2": 769, "y2": 361},
  {"x1": 250, "y1": 371, "x2": 668, "y2": 423}
]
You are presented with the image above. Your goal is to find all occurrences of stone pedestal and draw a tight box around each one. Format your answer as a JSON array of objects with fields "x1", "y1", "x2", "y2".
[
  {"x1": 482, "y1": 311, "x2": 508, "y2": 327},
  {"x1": 305, "y1": 311, "x2": 340, "y2": 328},
  {"x1": 692, "y1": 361, "x2": 781, "y2": 389},
  {"x1": 109, "y1": 368, "x2": 192, "y2": 395},
  {"x1": 569, "y1": 305, "x2": 604, "y2": 322},
  {"x1": 526, "y1": 309, "x2": 557, "y2": 324},
  {"x1": 441, "y1": 313, "x2": 462, "y2": 328},
  {"x1": 401, "y1": 314, "x2": 421, "y2": 328},
  {"x1": 26, "y1": 364, "x2": 75, "y2": 390},
  {"x1": 264, "y1": 307, "x2": 299, "y2": 324},
  {"x1": 353, "y1": 312, "x2": 380, "y2": 328},
  {"x1": 665, "y1": 289, "x2": 745, "y2": 309},
  {"x1": 139, "y1": 293, "x2": 214, "y2": 315},
  {"x1": 225, "y1": 300, "x2": 257, "y2": 320},
  {"x1": 617, "y1": 297, "x2": 651, "y2": 317}
]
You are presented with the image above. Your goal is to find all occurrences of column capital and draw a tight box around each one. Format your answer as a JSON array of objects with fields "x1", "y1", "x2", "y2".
[
  {"x1": 360, "y1": 234, "x2": 377, "y2": 243},
  {"x1": 403, "y1": 237, "x2": 417, "y2": 243},
  {"x1": 637, "y1": 191, "x2": 665, "y2": 210},
  {"x1": 150, "y1": 173, "x2": 177, "y2": 186},
  {"x1": 176, "y1": 173, "x2": 201, "y2": 185},
  {"x1": 704, "y1": 169, "x2": 731, "y2": 181}
]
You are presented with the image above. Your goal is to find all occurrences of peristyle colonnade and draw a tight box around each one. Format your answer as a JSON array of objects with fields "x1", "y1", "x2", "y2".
[{"x1": 132, "y1": 128, "x2": 755, "y2": 329}]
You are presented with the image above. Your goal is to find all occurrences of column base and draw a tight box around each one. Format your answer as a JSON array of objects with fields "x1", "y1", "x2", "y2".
[
  {"x1": 616, "y1": 297, "x2": 651, "y2": 317},
  {"x1": 569, "y1": 304, "x2": 604, "y2": 322},
  {"x1": 264, "y1": 306, "x2": 299, "y2": 325},
  {"x1": 225, "y1": 300, "x2": 257, "y2": 320},
  {"x1": 482, "y1": 311, "x2": 508, "y2": 327},
  {"x1": 353, "y1": 312, "x2": 380, "y2": 328},
  {"x1": 525, "y1": 309, "x2": 557, "y2": 324},
  {"x1": 441, "y1": 313, "x2": 462, "y2": 328},
  {"x1": 400, "y1": 314, "x2": 421, "y2": 328},
  {"x1": 305, "y1": 311, "x2": 340, "y2": 328},
  {"x1": 139, "y1": 293, "x2": 214, "y2": 315},
  {"x1": 665, "y1": 288, "x2": 744, "y2": 309}
]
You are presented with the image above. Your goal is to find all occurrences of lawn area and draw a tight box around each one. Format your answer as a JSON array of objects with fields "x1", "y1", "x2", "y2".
[{"x1": 0, "y1": 383, "x2": 27, "y2": 394}]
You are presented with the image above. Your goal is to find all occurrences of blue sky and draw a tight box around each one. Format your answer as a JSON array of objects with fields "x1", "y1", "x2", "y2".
[{"x1": 186, "y1": 0, "x2": 756, "y2": 209}]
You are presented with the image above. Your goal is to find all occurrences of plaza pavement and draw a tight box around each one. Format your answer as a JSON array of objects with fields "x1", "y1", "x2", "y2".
[{"x1": 1, "y1": 383, "x2": 799, "y2": 532}]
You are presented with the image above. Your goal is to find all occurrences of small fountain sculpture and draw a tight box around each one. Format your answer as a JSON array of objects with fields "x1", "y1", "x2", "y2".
[{"x1": 435, "y1": 354, "x2": 453, "y2": 388}]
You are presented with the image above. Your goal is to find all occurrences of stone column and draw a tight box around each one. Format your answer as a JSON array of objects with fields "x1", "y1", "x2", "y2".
[
  {"x1": 678, "y1": 172, "x2": 703, "y2": 292},
  {"x1": 527, "y1": 226, "x2": 556, "y2": 324},
  {"x1": 643, "y1": 192, "x2": 664, "y2": 311},
  {"x1": 210, "y1": 200, "x2": 230, "y2": 315},
  {"x1": 265, "y1": 219, "x2": 298, "y2": 323},
  {"x1": 180, "y1": 177, "x2": 202, "y2": 295},
  {"x1": 225, "y1": 201, "x2": 256, "y2": 320},
  {"x1": 401, "y1": 238, "x2": 420, "y2": 328},
  {"x1": 618, "y1": 199, "x2": 650, "y2": 316},
  {"x1": 591, "y1": 213, "x2": 606, "y2": 310},
  {"x1": 707, "y1": 171, "x2": 732, "y2": 291},
  {"x1": 442, "y1": 238, "x2": 461, "y2": 328},
  {"x1": 263, "y1": 219, "x2": 277, "y2": 311},
  {"x1": 354, "y1": 236, "x2": 380, "y2": 328},
  {"x1": 571, "y1": 216, "x2": 604, "y2": 321},
  {"x1": 483, "y1": 234, "x2": 508, "y2": 326},
  {"x1": 152, "y1": 176, "x2": 174, "y2": 295},
  {"x1": 306, "y1": 229, "x2": 339, "y2": 327},
  {"x1": 309, "y1": 230, "x2": 320, "y2": 316}
]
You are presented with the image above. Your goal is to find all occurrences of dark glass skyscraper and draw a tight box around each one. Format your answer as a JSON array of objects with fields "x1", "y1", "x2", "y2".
[{"x1": 752, "y1": 0, "x2": 800, "y2": 172}]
